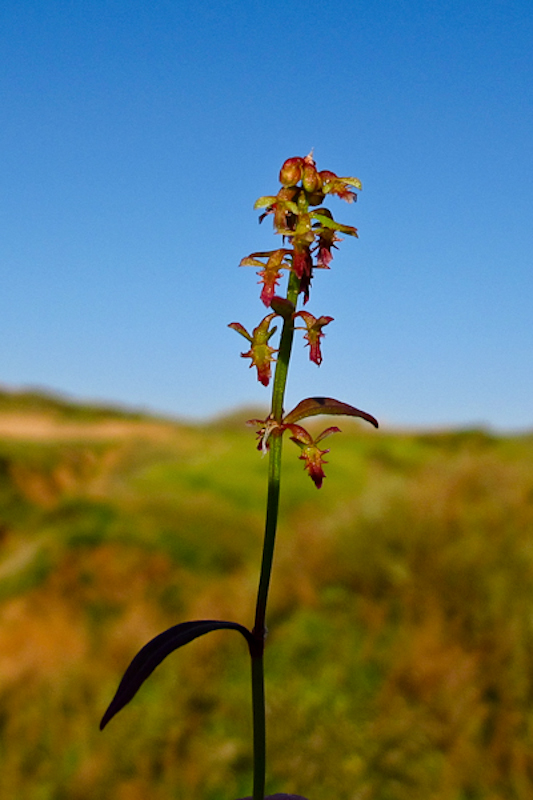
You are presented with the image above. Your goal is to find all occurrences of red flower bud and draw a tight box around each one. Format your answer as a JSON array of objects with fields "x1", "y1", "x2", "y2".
[{"x1": 279, "y1": 157, "x2": 304, "y2": 187}]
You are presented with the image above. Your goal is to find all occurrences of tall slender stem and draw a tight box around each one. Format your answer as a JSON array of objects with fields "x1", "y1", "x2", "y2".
[
  {"x1": 251, "y1": 654, "x2": 266, "y2": 800},
  {"x1": 251, "y1": 269, "x2": 301, "y2": 800},
  {"x1": 254, "y1": 432, "x2": 283, "y2": 635}
]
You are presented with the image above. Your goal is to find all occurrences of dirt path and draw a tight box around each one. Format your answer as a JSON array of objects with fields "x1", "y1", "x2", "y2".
[{"x1": 0, "y1": 412, "x2": 177, "y2": 441}]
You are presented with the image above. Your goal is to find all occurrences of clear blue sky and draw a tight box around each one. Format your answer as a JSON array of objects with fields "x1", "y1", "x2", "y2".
[{"x1": 1, "y1": 0, "x2": 532, "y2": 430}]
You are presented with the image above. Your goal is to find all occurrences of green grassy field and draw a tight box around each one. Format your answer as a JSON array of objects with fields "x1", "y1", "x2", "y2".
[{"x1": 1, "y1": 388, "x2": 533, "y2": 799}]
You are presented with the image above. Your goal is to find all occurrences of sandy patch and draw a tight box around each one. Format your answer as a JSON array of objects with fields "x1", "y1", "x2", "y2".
[{"x1": 0, "y1": 413, "x2": 177, "y2": 441}]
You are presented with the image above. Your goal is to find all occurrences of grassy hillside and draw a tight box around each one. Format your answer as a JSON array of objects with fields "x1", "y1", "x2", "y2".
[{"x1": 1, "y1": 390, "x2": 533, "y2": 799}]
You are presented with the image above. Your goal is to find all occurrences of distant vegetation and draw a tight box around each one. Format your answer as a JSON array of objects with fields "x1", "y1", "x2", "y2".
[
  {"x1": 0, "y1": 385, "x2": 151, "y2": 420},
  {"x1": 0, "y1": 391, "x2": 533, "y2": 799}
]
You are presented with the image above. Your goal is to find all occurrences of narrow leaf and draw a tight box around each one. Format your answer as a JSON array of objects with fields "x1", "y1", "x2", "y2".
[
  {"x1": 100, "y1": 620, "x2": 253, "y2": 730},
  {"x1": 284, "y1": 200, "x2": 300, "y2": 214},
  {"x1": 315, "y1": 426, "x2": 342, "y2": 443},
  {"x1": 283, "y1": 397, "x2": 379, "y2": 428},
  {"x1": 334, "y1": 222, "x2": 359, "y2": 237},
  {"x1": 254, "y1": 195, "x2": 277, "y2": 209},
  {"x1": 311, "y1": 213, "x2": 337, "y2": 228},
  {"x1": 311, "y1": 213, "x2": 359, "y2": 237},
  {"x1": 239, "y1": 257, "x2": 267, "y2": 267},
  {"x1": 340, "y1": 176, "x2": 363, "y2": 190},
  {"x1": 228, "y1": 322, "x2": 252, "y2": 341}
]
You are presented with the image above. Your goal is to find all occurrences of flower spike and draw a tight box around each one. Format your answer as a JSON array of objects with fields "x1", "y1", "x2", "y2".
[{"x1": 102, "y1": 155, "x2": 377, "y2": 800}]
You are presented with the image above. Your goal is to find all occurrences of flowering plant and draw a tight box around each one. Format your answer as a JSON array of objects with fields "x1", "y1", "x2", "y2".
[{"x1": 100, "y1": 153, "x2": 378, "y2": 799}]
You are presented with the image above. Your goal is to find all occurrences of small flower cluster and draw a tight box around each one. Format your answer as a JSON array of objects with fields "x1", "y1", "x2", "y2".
[
  {"x1": 248, "y1": 414, "x2": 341, "y2": 490},
  {"x1": 229, "y1": 154, "x2": 377, "y2": 487},
  {"x1": 247, "y1": 397, "x2": 378, "y2": 489},
  {"x1": 230, "y1": 153, "x2": 360, "y2": 384},
  {"x1": 254, "y1": 154, "x2": 361, "y2": 303}
]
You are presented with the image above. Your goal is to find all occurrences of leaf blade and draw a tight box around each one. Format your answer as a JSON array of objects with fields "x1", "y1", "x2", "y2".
[
  {"x1": 253, "y1": 195, "x2": 277, "y2": 209},
  {"x1": 100, "y1": 620, "x2": 253, "y2": 730},
  {"x1": 283, "y1": 396, "x2": 379, "y2": 428}
]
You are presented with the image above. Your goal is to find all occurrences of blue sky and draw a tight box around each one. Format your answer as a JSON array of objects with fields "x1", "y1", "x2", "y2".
[{"x1": 1, "y1": 0, "x2": 532, "y2": 430}]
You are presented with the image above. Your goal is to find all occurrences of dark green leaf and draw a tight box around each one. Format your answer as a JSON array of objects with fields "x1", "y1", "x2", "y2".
[{"x1": 100, "y1": 620, "x2": 253, "y2": 729}]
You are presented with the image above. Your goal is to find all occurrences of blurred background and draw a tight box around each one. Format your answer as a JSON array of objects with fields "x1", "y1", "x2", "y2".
[
  {"x1": 1, "y1": 393, "x2": 533, "y2": 799},
  {"x1": 1, "y1": 1, "x2": 533, "y2": 798}
]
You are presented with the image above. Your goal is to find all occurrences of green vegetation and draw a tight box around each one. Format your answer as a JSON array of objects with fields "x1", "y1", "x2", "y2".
[
  {"x1": 1, "y1": 397, "x2": 533, "y2": 799},
  {"x1": 0, "y1": 385, "x2": 149, "y2": 420}
]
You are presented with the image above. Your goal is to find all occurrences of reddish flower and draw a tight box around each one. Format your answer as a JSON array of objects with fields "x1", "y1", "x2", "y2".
[
  {"x1": 315, "y1": 229, "x2": 340, "y2": 267},
  {"x1": 287, "y1": 212, "x2": 317, "y2": 303},
  {"x1": 246, "y1": 414, "x2": 283, "y2": 454},
  {"x1": 311, "y1": 207, "x2": 358, "y2": 268},
  {"x1": 240, "y1": 249, "x2": 291, "y2": 307},
  {"x1": 228, "y1": 314, "x2": 278, "y2": 386},
  {"x1": 256, "y1": 186, "x2": 300, "y2": 232},
  {"x1": 292, "y1": 247, "x2": 313, "y2": 304},
  {"x1": 310, "y1": 208, "x2": 341, "y2": 267},
  {"x1": 285, "y1": 424, "x2": 341, "y2": 488},
  {"x1": 291, "y1": 246, "x2": 312, "y2": 281},
  {"x1": 293, "y1": 311, "x2": 334, "y2": 365},
  {"x1": 319, "y1": 170, "x2": 362, "y2": 203}
]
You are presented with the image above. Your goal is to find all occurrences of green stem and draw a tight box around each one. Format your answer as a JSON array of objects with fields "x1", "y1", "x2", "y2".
[
  {"x1": 270, "y1": 271, "x2": 301, "y2": 423},
  {"x1": 251, "y1": 655, "x2": 266, "y2": 800},
  {"x1": 254, "y1": 431, "x2": 282, "y2": 634},
  {"x1": 251, "y1": 269, "x2": 301, "y2": 800}
]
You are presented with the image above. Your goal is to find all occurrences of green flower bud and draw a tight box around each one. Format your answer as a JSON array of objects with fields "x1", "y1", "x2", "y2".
[{"x1": 302, "y1": 163, "x2": 322, "y2": 193}]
